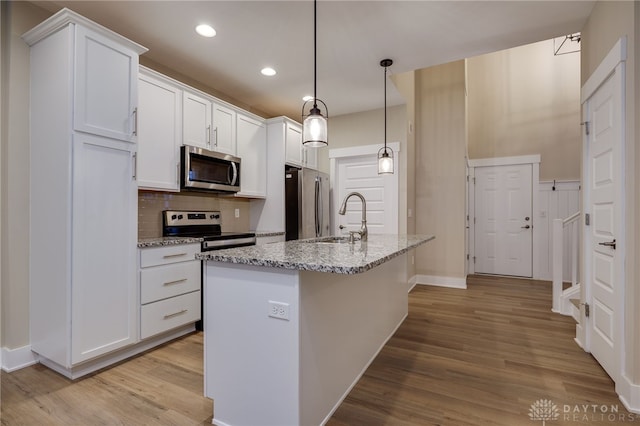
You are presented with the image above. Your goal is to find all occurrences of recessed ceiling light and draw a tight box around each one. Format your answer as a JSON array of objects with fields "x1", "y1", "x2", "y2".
[
  {"x1": 196, "y1": 24, "x2": 216, "y2": 38},
  {"x1": 261, "y1": 67, "x2": 277, "y2": 76},
  {"x1": 302, "y1": 95, "x2": 314, "y2": 102}
]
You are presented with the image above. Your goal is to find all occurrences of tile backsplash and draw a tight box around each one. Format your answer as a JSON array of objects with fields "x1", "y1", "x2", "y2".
[{"x1": 138, "y1": 190, "x2": 251, "y2": 239}]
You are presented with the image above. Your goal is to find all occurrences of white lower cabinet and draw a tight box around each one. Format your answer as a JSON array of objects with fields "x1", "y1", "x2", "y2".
[{"x1": 138, "y1": 244, "x2": 201, "y2": 340}]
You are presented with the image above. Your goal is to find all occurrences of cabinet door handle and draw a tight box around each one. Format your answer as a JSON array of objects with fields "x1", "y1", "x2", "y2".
[
  {"x1": 132, "y1": 152, "x2": 137, "y2": 180},
  {"x1": 132, "y1": 107, "x2": 138, "y2": 136},
  {"x1": 163, "y1": 278, "x2": 188, "y2": 286},
  {"x1": 163, "y1": 309, "x2": 187, "y2": 319},
  {"x1": 207, "y1": 125, "x2": 211, "y2": 146},
  {"x1": 177, "y1": 163, "x2": 180, "y2": 185},
  {"x1": 163, "y1": 252, "x2": 187, "y2": 258},
  {"x1": 214, "y1": 127, "x2": 218, "y2": 147}
]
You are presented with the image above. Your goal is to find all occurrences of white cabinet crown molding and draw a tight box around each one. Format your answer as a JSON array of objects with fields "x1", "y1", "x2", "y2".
[{"x1": 22, "y1": 7, "x2": 147, "y2": 54}]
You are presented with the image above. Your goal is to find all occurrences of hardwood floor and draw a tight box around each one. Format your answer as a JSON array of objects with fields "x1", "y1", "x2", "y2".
[{"x1": 1, "y1": 275, "x2": 630, "y2": 425}]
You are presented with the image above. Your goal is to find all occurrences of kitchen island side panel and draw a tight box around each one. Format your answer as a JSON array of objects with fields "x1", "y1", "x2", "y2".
[
  {"x1": 299, "y1": 253, "x2": 408, "y2": 425},
  {"x1": 204, "y1": 262, "x2": 301, "y2": 426}
]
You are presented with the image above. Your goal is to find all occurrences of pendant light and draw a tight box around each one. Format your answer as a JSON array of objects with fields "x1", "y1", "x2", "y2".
[
  {"x1": 302, "y1": 0, "x2": 328, "y2": 147},
  {"x1": 378, "y1": 59, "x2": 394, "y2": 174}
]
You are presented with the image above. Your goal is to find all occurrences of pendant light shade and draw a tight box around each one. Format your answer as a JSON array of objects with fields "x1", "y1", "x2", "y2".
[
  {"x1": 302, "y1": 0, "x2": 328, "y2": 147},
  {"x1": 302, "y1": 100, "x2": 328, "y2": 147},
  {"x1": 378, "y1": 58, "x2": 394, "y2": 174}
]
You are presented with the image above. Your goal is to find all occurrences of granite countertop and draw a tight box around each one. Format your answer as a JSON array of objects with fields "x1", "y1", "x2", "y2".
[
  {"x1": 254, "y1": 231, "x2": 286, "y2": 238},
  {"x1": 196, "y1": 234, "x2": 435, "y2": 274},
  {"x1": 138, "y1": 237, "x2": 203, "y2": 248}
]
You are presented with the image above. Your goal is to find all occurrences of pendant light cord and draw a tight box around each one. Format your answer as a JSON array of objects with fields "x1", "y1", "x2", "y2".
[
  {"x1": 313, "y1": 0, "x2": 317, "y2": 109},
  {"x1": 384, "y1": 64, "x2": 387, "y2": 152}
]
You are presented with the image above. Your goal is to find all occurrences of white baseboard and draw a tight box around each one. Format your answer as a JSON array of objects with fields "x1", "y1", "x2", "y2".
[
  {"x1": 618, "y1": 374, "x2": 640, "y2": 414},
  {"x1": 413, "y1": 274, "x2": 467, "y2": 289},
  {"x1": 2, "y1": 345, "x2": 38, "y2": 372},
  {"x1": 408, "y1": 275, "x2": 418, "y2": 292}
]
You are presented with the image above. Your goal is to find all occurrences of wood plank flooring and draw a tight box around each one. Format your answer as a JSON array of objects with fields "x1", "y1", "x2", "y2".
[{"x1": 1, "y1": 275, "x2": 630, "y2": 425}]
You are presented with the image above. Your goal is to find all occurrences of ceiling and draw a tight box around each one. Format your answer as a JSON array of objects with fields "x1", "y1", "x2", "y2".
[{"x1": 30, "y1": 1, "x2": 595, "y2": 120}]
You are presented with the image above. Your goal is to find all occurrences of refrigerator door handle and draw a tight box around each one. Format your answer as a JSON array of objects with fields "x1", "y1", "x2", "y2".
[{"x1": 315, "y1": 178, "x2": 321, "y2": 237}]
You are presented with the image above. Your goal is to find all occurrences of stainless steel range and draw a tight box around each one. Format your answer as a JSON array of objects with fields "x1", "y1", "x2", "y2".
[{"x1": 162, "y1": 210, "x2": 256, "y2": 330}]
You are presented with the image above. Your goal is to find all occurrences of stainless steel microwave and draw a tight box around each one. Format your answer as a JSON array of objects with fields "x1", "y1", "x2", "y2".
[{"x1": 180, "y1": 145, "x2": 241, "y2": 193}]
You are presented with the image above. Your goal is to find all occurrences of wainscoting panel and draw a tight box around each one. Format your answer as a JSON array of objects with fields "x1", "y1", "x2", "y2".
[{"x1": 537, "y1": 181, "x2": 580, "y2": 281}]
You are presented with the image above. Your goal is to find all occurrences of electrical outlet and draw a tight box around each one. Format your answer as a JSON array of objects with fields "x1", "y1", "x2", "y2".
[
  {"x1": 268, "y1": 301, "x2": 290, "y2": 321},
  {"x1": 234, "y1": 208, "x2": 240, "y2": 218}
]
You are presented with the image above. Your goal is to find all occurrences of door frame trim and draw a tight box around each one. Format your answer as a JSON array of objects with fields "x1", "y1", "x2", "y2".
[{"x1": 467, "y1": 155, "x2": 541, "y2": 277}]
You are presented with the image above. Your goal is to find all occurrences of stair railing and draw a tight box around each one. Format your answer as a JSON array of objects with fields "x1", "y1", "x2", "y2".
[{"x1": 552, "y1": 211, "x2": 580, "y2": 314}]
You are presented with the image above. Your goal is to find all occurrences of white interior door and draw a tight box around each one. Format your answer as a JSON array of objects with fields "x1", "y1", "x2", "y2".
[
  {"x1": 474, "y1": 164, "x2": 533, "y2": 277},
  {"x1": 333, "y1": 153, "x2": 398, "y2": 235},
  {"x1": 584, "y1": 68, "x2": 623, "y2": 382}
]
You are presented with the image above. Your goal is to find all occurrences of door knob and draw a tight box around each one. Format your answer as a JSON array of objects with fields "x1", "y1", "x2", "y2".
[
  {"x1": 598, "y1": 239, "x2": 616, "y2": 250},
  {"x1": 339, "y1": 225, "x2": 345, "y2": 230},
  {"x1": 521, "y1": 225, "x2": 531, "y2": 229},
  {"x1": 525, "y1": 217, "x2": 530, "y2": 221}
]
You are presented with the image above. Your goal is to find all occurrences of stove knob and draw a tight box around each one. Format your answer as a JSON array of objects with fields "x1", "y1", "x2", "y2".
[
  {"x1": 210, "y1": 214, "x2": 215, "y2": 219},
  {"x1": 214, "y1": 214, "x2": 220, "y2": 219},
  {"x1": 178, "y1": 214, "x2": 183, "y2": 220},
  {"x1": 171, "y1": 214, "x2": 177, "y2": 220}
]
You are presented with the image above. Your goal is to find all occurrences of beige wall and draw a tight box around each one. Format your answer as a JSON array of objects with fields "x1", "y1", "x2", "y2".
[
  {"x1": 1, "y1": 1, "x2": 49, "y2": 350},
  {"x1": 581, "y1": 0, "x2": 639, "y2": 385},
  {"x1": 414, "y1": 61, "x2": 467, "y2": 279},
  {"x1": 467, "y1": 39, "x2": 581, "y2": 181}
]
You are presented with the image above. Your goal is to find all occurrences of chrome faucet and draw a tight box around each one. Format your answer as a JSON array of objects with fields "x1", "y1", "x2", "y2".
[{"x1": 338, "y1": 192, "x2": 368, "y2": 242}]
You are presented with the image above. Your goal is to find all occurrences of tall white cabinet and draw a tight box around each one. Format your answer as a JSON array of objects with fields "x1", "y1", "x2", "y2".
[{"x1": 24, "y1": 9, "x2": 147, "y2": 378}]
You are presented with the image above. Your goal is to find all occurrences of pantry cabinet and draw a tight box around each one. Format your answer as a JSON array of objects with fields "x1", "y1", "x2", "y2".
[
  {"x1": 138, "y1": 68, "x2": 182, "y2": 191},
  {"x1": 24, "y1": 9, "x2": 147, "y2": 378}
]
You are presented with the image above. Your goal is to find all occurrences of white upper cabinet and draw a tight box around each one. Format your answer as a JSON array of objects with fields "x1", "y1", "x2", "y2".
[
  {"x1": 284, "y1": 120, "x2": 318, "y2": 169},
  {"x1": 183, "y1": 89, "x2": 237, "y2": 156},
  {"x1": 73, "y1": 25, "x2": 140, "y2": 142},
  {"x1": 212, "y1": 102, "x2": 237, "y2": 155},
  {"x1": 183, "y1": 89, "x2": 212, "y2": 149},
  {"x1": 285, "y1": 121, "x2": 303, "y2": 166},
  {"x1": 236, "y1": 113, "x2": 267, "y2": 198},
  {"x1": 303, "y1": 145, "x2": 318, "y2": 170},
  {"x1": 138, "y1": 69, "x2": 182, "y2": 191}
]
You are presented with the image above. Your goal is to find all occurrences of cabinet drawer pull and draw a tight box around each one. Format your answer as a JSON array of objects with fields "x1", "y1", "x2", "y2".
[
  {"x1": 163, "y1": 278, "x2": 188, "y2": 286},
  {"x1": 163, "y1": 309, "x2": 187, "y2": 319},
  {"x1": 162, "y1": 253, "x2": 187, "y2": 259}
]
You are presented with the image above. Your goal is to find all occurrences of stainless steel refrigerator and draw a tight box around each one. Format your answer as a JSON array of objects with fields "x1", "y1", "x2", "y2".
[{"x1": 285, "y1": 167, "x2": 330, "y2": 240}]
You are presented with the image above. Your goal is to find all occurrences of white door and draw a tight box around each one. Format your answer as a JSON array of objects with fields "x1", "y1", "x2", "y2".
[
  {"x1": 475, "y1": 164, "x2": 532, "y2": 277},
  {"x1": 584, "y1": 69, "x2": 623, "y2": 382},
  {"x1": 334, "y1": 154, "x2": 398, "y2": 235}
]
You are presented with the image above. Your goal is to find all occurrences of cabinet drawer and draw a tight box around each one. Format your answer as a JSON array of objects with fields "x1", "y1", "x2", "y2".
[
  {"x1": 140, "y1": 244, "x2": 200, "y2": 268},
  {"x1": 140, "y1": 260, "x2": 200, "y2": 304},
  {"x1": 140, "y1": 291, "x2": 200, "y2": 339}
]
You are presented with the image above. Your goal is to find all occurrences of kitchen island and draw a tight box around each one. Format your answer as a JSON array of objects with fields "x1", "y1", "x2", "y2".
[{"x1": 197, "y1": 234, "x2": 434, "y2": 426}]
